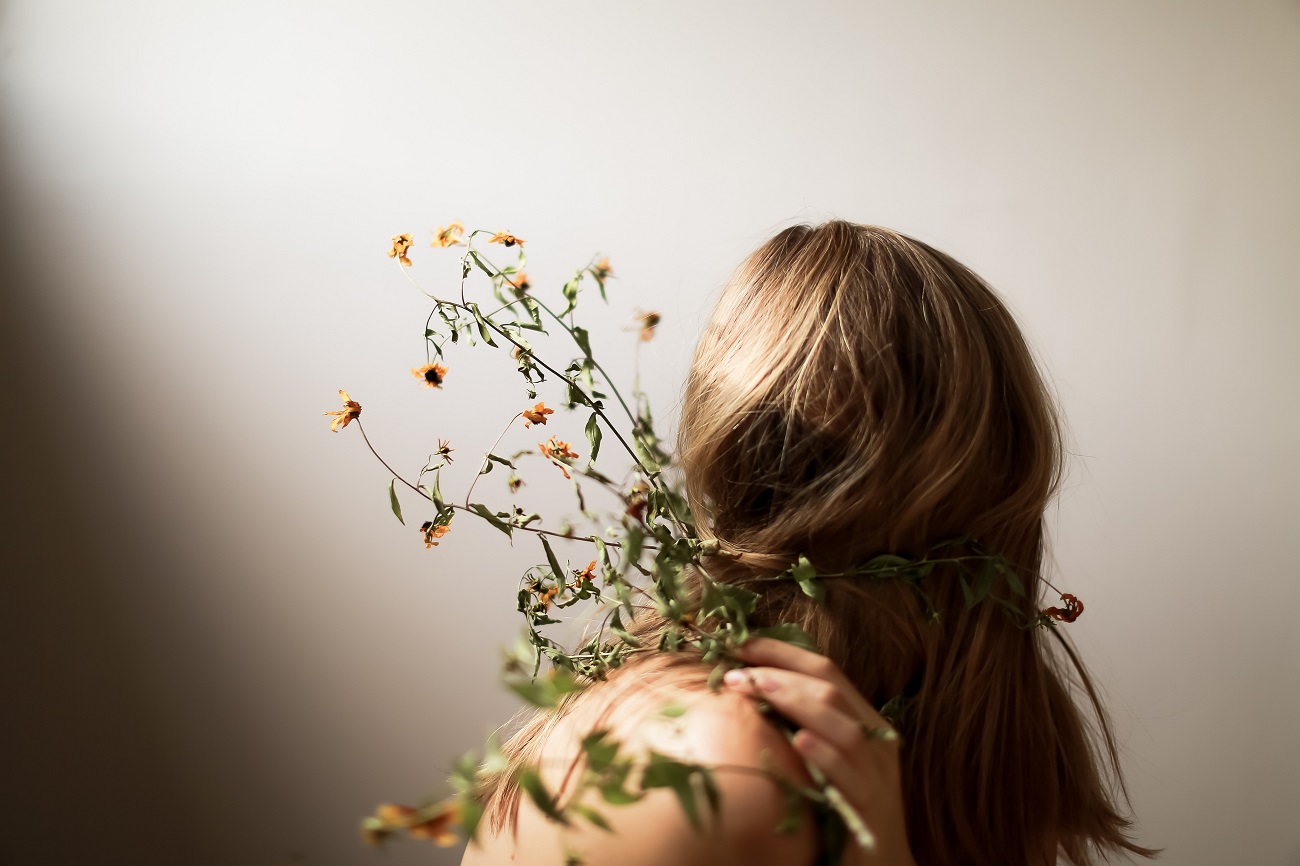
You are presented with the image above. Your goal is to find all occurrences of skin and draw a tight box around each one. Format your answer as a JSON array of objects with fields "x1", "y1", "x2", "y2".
[{"x1": 461, "y1": 639, "x2": 918, "y2": 866}]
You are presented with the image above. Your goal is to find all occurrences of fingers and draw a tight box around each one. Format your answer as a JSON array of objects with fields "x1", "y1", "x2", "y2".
[
  {"x1": 722, "y1": 666, "x2": 899, "y2": 810},
  {"x1": 735, "y1": 638, "x2": 891, "y2": 730},
  {"x1": 723, "y1": 666, "x2": 863, "y2": 752}
]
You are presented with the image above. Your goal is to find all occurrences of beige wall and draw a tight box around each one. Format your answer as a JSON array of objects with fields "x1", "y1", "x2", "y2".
[{"x1": 1, "y1": 1, "x2": 1297, "y2": 864}]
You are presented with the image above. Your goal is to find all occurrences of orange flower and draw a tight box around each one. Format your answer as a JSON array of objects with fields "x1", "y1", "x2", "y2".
[
  {"x1": 1043, "y1": 592, "x2": 1084, "y2": 623},
  {"x1": 366, "y1": 800, "x2": 461, "y2": 847},
  {"x1": 637, "y1": 311, "x2": 661, "y2": 342},
  {"x1": 508, "y1": 271, "x2": 531, "y2": 297},
  {"x1": 388, "y1": 233, "x2": 414, "y2": 266},
  {"x1": 575, "y1": 560, "x2": 597, "y2": 584},
  {"x1": 376, "y1": 804, "x2": 417, "y2": 825},
  {"x1": 539, "y1": 436, "x2": 579, "y2": 479},
  {"x1": 323, "y1": 389, "x2": 362, "y2": 432},
  {"x1": 591, "y1": 257, "x2": 613, "y2": 281},
  {"x1": 408, "y1": 800, "x2": 462, "y2": 846},
  {"x1": 420, "y1": 518, "x2": 452, "y2": 548},
  {"x1": 430, "y1": 221, "x2": 465, "y2": 248},
  {"x1": 538, "y1": 584, "x2": 559, "y2": 609},
  {"x1": 488, "y1": 230, "x2": 525, "y2": 248},
  {"x1": 521, "y1": 402, "x2": 554, "y2": 428},
  {"x1": 412, "y1": 362, "x2": 448, "y2": 389}
]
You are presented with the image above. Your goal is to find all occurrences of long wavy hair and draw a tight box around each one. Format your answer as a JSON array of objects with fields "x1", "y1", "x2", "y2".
[{"x1": 482, "y1": 221, "x2": 1156, "y2": 866}]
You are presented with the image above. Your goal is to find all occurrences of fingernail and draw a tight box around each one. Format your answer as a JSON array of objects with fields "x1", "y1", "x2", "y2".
[{"x1": 722, "y1": 669, "x2": 746, "y2": 687}]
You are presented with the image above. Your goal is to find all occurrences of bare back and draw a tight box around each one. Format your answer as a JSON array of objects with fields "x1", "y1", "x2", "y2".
[{"x1": 461, "y1": 661, "x2": 818, "y2": 866}]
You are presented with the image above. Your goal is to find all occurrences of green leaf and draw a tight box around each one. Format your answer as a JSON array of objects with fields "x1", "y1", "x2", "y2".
[
  {"x1": 792, "y1": 554, "x2": 823, "y2": 600},
  {"x1": 469, "y1": 250, "x2": 495, "y2": 279},
  {"x1": 467, "y1": 303, "x2": 499, "y2": 347},
  {"x1": 863, "y1": 554, "x2": 910, "y2": 573},
  {"x1": 457, "y1": 796, "x2": 484, "y2": 842},
  {"x1": 388, "y1": 479, "x2": 405, "y2": 525},
  {"x1": 571, "y1": 325, "x2": 593, "y2": 359},
  {"x1": 632, "y1": 437, "x2": 662, "y2": 474},
  {"x1": 641, "y1": 754, "x2": 700, "y2": 832},
  {"x1": 539, "y1": 535, "x2": 564, "y2": 581},
  {"x1": 598, "y1": 764, "x2": 643, "y2": 805},
  {"x1": 659, "y1": 703, "x2": 687, "y2": 718},
  {"x1": 560, "y1": 275, "x2": 581, "y2": 315},
  {"x1": 751, "y1": 623, "x2": 819, "y2": 653},
  {"x1": 518, "y1": 768, "x2": 569, "y2": 824},
  {"x1": 569, "y1": 804, "x2": 613, "y2": 833},
  {"x1": 470, "y1": 503, "x2": 514, "y2": 538},
  {"x1": 584, "y1": 413, "x2": 602, "y2": 467},
  {"x1": 609, "y1": 609, "x2": 641, "y2": 647},
  {"x1": 1002, "y1": 563, "x2": 1026, "y2": 597},
  {"x1": 580, "y1": 730, "x2": 619, "y2": 772},
  {"x1": 959, "y1": 574, "x2": 976, "y2": 609}
]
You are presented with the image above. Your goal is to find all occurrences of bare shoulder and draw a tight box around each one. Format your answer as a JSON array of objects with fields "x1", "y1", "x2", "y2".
[{"x1": 462, "y1": 664, "x2": 818, "y2": 866}]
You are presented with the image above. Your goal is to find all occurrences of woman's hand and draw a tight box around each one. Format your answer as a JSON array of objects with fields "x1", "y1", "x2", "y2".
[{"x1": 722, "y1": 637, "x2": 917, "y2": 866}]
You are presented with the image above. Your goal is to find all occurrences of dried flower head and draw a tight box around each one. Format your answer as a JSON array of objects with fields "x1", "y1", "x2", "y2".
[
  {"x1": 412, "y1": 363, "x2": 448, "y2": 389},
  {"x1": 430, "y1": 221, "x2": 465, "y2": 248},
  {"x1": 624, "y1": 481, "x2": 650, "y2": 521},
  {"x1": 521, "y1": 402, "x2": 554, "y2": 428},
  {"x1": 637, "y1": 310, "x2": 661, "y2": 342},
  {"x1": 488, "y1": 231, "x2": 525, "y2": 248},
  {"x1": 323, "y1": 390, "x2": 362, "y2": 432},
  {"x1": 1044, "y1": 592, "x2": 1084, "y2": 623},
  {"x1": 507, "y1": 474, "x2": 524, "y2": 493},
  {"x1": 388, "y1": 233, "x2": 414, "y2": 266},
  {"x1": 420, "y1": 518, "x2": 452, "y2": 548},
  {"x1": 436, "y1": 438, "x2": 455, "y2": 464}
]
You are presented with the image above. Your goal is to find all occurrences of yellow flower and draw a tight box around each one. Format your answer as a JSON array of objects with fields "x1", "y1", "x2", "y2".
[
  {"x1": 591, "y1": 257, "x2": 613, "y2": 281},
  {"x1": 488, "y1": 231, "x2": 525, "y2": 248},
  {"x1": 323, "y1": 390, "x2": 362, "y2": 432},
  {"x1": 431, "y1": 221, "x2": 465, "y2": 248},
  {"x1": 420, "y1": 518, "x2": 452, "y2": 548},
  {"x1": 637, "y1": 311, "x2": 661, "y2": 342},
  {"x1": 412, "y1": 362, "x2": 448, "y2": 389},
  {"x1": 388, "y1": 233, "x2": 414, "y2": 266},
  {"x1": 521, "y1": 402, "x2": 554, "y2": 428}
]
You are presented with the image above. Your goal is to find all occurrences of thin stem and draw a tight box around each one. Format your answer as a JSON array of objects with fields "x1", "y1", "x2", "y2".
[
  {"x1": 461, "y1": 246, "x2": 692, "y2": 534},
  {"x1": 354, "y1": 419, "x2": 634, "y2": 549},
  {"x1": 443, "y1": 294, "x2": 660, "y2": 488},
  {"x1": 465, "y1": 413, "x2": 522, "y2": 508},
  {"x1": 475, "y1": 249, "x2": 640, "y2": 430}
]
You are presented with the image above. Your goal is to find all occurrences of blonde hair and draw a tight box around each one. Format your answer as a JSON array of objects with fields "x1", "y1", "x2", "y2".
[{"x1": 484, "y1": 221, "x2": 1156, "y2": 865}]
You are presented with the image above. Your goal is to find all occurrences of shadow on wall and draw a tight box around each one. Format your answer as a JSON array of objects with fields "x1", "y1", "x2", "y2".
[{"x1": 0, "y1": 134, "x2": 199, "y2": 864}]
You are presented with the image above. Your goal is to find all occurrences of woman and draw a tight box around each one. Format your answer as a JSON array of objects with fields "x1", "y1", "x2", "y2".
[{"x1": 461, "y1": 221, "x2": 1157, "y2": 865}]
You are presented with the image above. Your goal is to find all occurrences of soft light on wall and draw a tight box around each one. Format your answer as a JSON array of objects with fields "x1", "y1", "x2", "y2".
[{"x1": 1, "y1": 1, "x2": 1297, "y2": 864}]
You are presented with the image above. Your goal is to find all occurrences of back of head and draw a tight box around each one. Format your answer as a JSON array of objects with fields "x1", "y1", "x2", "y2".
[{"x1": 677, "y1": 221, "x2": 1153, "y2": 865}]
